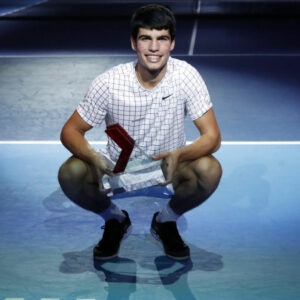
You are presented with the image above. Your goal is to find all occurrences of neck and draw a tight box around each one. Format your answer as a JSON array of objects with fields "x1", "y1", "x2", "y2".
[{"x1": 135, "y1": 65, "x2": 167, "y2": 90}]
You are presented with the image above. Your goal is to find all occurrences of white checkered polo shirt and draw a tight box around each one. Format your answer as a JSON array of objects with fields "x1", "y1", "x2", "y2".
[{"x1": 77, "y1": 57, "x2": 212, "y2": 161}]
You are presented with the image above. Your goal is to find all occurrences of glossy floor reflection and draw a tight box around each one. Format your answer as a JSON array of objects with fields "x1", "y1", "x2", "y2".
[{"x1": 0, "y1": 144, "x2": 299, "y2": 299}]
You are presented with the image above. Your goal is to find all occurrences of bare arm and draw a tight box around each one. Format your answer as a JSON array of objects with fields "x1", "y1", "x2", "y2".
[
  {"x1": 153, "y1": 107, "x2": 221, "y2": 183},
  {"x1": 174, "y1": 107, "x2": 221, "y2": 162},
  {"x1": 60, "y1": 110, "x2": 112, "y2": 175}
]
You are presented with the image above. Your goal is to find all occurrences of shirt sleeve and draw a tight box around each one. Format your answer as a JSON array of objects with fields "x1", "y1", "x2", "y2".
[
  {"x1": 77, "y1": 75, "x2": 108, "y2": 127},
  {"x1": 181, "y1": 63, "x2": 212, "y2": 121}
]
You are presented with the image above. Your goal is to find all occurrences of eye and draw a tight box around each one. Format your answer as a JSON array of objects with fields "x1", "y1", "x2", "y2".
[
  {"x1": 158, "y1": 36, "x2": 170, "y2": 41},
  {"x1": 139, "y1": 35, "x2": 151, "y2": 41}
]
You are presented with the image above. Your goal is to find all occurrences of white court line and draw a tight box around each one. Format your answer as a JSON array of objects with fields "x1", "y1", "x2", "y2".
[
  {"x1": 0, "y1": 141, "x2": 300, "y2": 145},
  {"x1": 188, "y1": 0, "x2": 201, "y2": 56},
  {"x1": 188, "y1": 19, "x2": 198, "y2": 56},
  {"x1": 3, "y1": 298, "x2": 95, "y2": 300},
  {"x1": 3, "y1": 298, "x2": 96, "y2": 300},
  {"x1": 0, "y1": 0, "x2": 48, "y2": 17},
  {"x1": 221, "y1": 141, "x2": 300, "y2": 145},
  {"x1": 1, "y1": 53, "x2": 300, "y2": 59}
]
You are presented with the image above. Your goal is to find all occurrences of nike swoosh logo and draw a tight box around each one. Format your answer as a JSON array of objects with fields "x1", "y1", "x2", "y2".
[{"x1": 162, "y1": 94, "x2": 172, "y2": 100}]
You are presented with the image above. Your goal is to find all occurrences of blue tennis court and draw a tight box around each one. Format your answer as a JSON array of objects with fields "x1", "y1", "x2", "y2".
[{"x1": 0, "y1": 1, "x2": 300, "y2": 299}]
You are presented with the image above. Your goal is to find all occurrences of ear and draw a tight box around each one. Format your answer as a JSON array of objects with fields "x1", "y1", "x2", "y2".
[
  {"x1": 130, "y1": 36, "x2": 137, "y2": 51},
  {"x1": 170, "y1": 39, "x2": 175, "y2": 51}
]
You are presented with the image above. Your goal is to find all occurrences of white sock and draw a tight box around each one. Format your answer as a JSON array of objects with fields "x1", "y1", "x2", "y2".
[
  {"x1": 99, "y1": 203, "x2": 126, "y2": 222},
  {"x1": 156, "y1": 203, "x2": 180, "y2": 223}
]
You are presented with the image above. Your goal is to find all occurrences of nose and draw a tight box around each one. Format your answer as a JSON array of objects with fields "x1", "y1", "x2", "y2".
[{"x1": 149, "y1": 39, "x2": 159, "y2": 51}]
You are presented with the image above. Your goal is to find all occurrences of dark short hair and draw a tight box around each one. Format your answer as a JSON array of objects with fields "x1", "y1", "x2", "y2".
[{"x1": 130, "y1": 4, "x2": 176, "y2": 41}]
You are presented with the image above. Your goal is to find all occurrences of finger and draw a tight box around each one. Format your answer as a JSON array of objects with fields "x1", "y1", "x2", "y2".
[
  {"x1": 104, "y1": 167, "x2": 113, "y2": 176},
  {"x1": 158, "y1": 179, "x2": 172, "y2": 186},
  {"x1": 99, "y1": 186, "x2": 112, "y2": 194},
  {"x1": 152, "y1": 151, "x2": 169, "y2": 160},
  {"x1": 152, "y1": 155, "x2": 161, "y2": 161},
  {"x1": 95, "y1": 165, "x2": 113, "y2": 179}
]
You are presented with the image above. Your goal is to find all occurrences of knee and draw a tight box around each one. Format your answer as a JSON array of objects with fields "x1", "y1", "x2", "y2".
[
  {"x1": 178, "y1": 156, "x2": 222, "y2": 204},
  {"x1": 191, "y1": 157, "x2": 222, "y2": 198},
  {"x1": 195, "y1": 156, "x2": 222, "y2": 181},
  {"x1": 58, "y1": 157, "x2": 89, "y2": 188}
]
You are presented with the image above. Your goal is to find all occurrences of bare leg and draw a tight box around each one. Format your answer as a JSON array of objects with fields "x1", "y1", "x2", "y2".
[
  {"x1": 170, "y1": 155, "x2": 222, "y2": 215},
  {"x1": 58, "y1": 156, "x2": 111, "y2": 214}
]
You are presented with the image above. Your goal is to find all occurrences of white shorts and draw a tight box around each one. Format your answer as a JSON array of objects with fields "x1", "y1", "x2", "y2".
[{"x1": 97, "y1": 149, "x2": 174, "y2": 194}]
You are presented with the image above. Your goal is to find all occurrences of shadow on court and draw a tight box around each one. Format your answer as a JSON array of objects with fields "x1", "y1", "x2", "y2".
[
  {"x1": 60, "y1": 244, "x2": 223, "y2": 300},
  {"x1": 44, "y1": 188, "x2": 223, "y2": 299}
]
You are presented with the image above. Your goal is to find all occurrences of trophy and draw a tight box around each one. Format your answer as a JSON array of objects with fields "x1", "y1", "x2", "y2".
[{"x1": 102, "y1": 123, "x2": 168, "y2": 195}]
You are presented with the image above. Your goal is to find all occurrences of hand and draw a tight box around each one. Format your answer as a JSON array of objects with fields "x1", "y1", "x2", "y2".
[
  {"x1": 90, "y1": 151, "x2": 113, "y2": 178},
  {"x1": 152, "y1": 150, "x2": 180, "y2": 186},
  {"x1": 91, "y1": 155, "x2": 114, "y2": 194}
]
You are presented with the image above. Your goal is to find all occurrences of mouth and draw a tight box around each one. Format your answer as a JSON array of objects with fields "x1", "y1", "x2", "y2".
[{"x1": 146, "y1": 55, "x2": 162, "y2": 63}]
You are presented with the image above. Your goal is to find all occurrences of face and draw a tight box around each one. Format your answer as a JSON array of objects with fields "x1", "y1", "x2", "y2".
[{"x1": 131, "y1": 28, "x2": 175, "y2": 76}]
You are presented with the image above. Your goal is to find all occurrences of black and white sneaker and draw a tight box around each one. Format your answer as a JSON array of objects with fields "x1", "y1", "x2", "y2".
[
  {"x1": 93, "y1": 210, "x2": 131, "y2": 260},
  {"x1": 151, "y1": 212, "x2": 190, "y2": 260}
]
